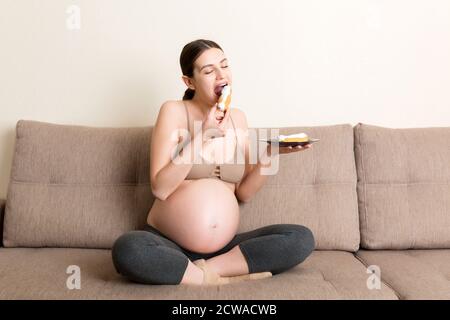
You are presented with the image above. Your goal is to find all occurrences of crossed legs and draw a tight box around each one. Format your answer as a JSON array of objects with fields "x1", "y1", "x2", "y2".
[{"x1": 112, "y1": 223, "x2": 315, "y2": 285}]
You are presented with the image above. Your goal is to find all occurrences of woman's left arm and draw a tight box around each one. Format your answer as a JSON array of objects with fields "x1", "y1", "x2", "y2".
[
  {"x1": 235, "y1": 154, "x2": 272, "y2": 203},
  {"x1": 234, "y1": 109, "x2": 311, "y2": 203},
  {"x1": 234, "y1": 109, "x2": 273, "y2": 203}
]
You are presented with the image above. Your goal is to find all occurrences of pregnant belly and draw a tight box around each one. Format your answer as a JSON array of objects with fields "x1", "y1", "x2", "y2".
[{"x1": 147, "y1": 179, "x2": 240, "y2": 253}]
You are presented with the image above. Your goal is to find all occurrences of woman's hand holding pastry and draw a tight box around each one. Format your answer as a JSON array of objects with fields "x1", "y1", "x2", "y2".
[{"x1": 201, "y1": 103, "x2": 230, "y2": 140}]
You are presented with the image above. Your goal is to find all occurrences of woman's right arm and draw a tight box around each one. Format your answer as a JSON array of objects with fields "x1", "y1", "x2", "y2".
[
  {"x1": 150, "y1": 101, "x2": 199, "y2": 201},
  {"x1": 150, "y1": 101, "x2": 230, "y2": 201}
]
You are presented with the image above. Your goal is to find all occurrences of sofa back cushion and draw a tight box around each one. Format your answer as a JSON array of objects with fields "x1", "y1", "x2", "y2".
[
  {"x1": 354, "y1": 123, "x2": 450, "y2": 249},
  {"x1": 239, "y1": 124, "x2": 360, "y2": 252},
  {"x1": 4, "y1": 120, "x2": 360, "y2": 251},
  {"x1": 3, "y1": 120, "x2": 154, "y2": 248}
]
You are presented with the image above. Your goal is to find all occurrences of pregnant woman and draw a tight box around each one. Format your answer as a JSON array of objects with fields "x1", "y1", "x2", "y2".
[{"x1": 112, "y1": 39, "x2": 315, "y2": 285}]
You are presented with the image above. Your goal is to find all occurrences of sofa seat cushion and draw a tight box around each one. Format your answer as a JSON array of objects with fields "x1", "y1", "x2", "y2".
[
  {"x1": 356, "y1": 249, "x2": 450, "y2": 300},
  {"x1": 0, "y1": 248, "x2": 397, "y2": 299}
]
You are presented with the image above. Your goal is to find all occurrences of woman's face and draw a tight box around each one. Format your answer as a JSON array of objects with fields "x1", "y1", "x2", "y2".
[{"x1": 184, "y1": 47, "x2": 232, "y2": 105}]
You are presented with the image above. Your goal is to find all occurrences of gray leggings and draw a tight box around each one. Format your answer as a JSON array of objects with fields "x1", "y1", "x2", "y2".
[{"x1": 112, "y1": 223, "x2": 315, "y2": 285}]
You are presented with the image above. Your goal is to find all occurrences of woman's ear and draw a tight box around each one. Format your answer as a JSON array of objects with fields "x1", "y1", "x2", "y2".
[{"x1": 181, "y1": 75, "x2": 195, "y2": 91}]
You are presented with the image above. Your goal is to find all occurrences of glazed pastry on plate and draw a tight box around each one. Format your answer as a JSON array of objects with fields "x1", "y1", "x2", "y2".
[{"x1": 259, "y1": 133, "x2": 320, "y2": 147}]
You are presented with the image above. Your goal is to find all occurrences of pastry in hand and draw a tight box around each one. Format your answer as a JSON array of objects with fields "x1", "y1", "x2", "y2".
[{"x1": 216, "y1": 84, "x2": 232, "y2": 112}]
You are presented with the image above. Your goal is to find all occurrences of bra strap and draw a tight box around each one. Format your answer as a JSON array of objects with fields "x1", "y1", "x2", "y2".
[{"x1": 183, "y1": 101, "x2": 190, "y2": 133}]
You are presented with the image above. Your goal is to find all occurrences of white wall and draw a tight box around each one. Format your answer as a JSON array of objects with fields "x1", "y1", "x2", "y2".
[{"x1": 1, "y1": 0, "x2": 450, "y2": 198}]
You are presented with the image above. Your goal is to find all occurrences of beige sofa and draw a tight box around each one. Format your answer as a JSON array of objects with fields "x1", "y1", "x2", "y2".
[{"x1": 0, "y1": 120, "x2": 449, "y2": 300}]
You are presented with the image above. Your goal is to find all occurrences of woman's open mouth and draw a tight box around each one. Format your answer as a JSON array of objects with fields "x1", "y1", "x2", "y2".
[{"x1": 214, "y1": 84, "x2": 228, "y2": 97}]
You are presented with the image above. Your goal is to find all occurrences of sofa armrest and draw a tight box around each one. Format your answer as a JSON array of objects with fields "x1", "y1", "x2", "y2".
[{"x1": 0, "y1": 199, "x2": 5, "y2": 247}]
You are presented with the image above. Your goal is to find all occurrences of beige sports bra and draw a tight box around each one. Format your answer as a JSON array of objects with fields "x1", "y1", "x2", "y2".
[{"x1": 180, "y1": 101, "x2": 245, "y2": 184}]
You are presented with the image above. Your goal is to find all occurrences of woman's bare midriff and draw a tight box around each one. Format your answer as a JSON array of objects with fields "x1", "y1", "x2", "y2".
[{"x1": 146, "y1": 178, "x2": 240, "y2": 254}]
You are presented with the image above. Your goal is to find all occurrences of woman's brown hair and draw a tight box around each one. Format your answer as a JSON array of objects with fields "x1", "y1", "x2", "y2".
[{"x1": 180, "y1": 39, "x2": 223, "y2": 100}]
